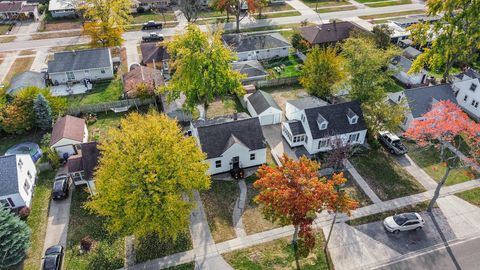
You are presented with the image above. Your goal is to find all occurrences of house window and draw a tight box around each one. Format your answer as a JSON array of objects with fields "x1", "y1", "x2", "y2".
[
  {"x1": 7, "y1": 198, "x2": 14, "y2": 207},
  {"x1": 27, "y1": 171, "x2": 32, "y2": 180},
  {"x1": 472, "y1": 100, "x2": 479, "y2": 108},
  {"x1": 320, "y1": 122, "x2": 327, "y2": 130},
  {"x1": 318, "y1": 139, "x2": 329, "y2": 149},
  {"x1": 215, "y1": 160, "x2": 222, "y2": 168},
  {"x1": 66, "y1": 71, "x2": 75, "y2": 80},
  {"x1": 18, "y1": 158, "x2": 23, "y2": 169},
  {"x1": 464, "y1": 95, "x2": 468, "y2": 102},
  {"x1": 0, "y1": 199, "x2": 9, "y2": 207},
  {"x1": 470, "y1": 83, "x2": 477, "y2": 91},
  {"x1": 348, "y1": 133, "x2": 360, "y2": 143},
  {"x1": 101, "y1": 69, "x2": 106, "y2": 74},
  {"x1": 250, "y1": 153, "x2": 255, "y2": 160},
  {"x1": 301, "y1": 114, "x2": 305, "y2": 123},
  {"x1": 350, "y1": 117, "x2": 358, "y2": 124},
  {"x1": 24, "y1": 180, "x2": 30, "y2": 195}
]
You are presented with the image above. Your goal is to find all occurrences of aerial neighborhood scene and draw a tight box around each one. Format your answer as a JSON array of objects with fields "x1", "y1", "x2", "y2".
[{"x1": 1, "y1": 0, "x2": 480, "y2": 269}]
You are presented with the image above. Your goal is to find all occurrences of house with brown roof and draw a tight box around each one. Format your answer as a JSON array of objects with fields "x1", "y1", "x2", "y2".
[
  {"x1": 299, "y1": 21, "x2": 365, "y2": 47},
  {"x1": 122, "y1": 65, "x2": 164, "y2": 98},
  {"x1": 140, "y1": 42, "x2": 170, "y2": 74},
  {"x1": 0, "y1": 1, "x2": 39, "y2": 20},
  {"x1": 67, "y1": 142, "x2": 100, "y2": 186},
  {"x1": 50, "y1": 115, "x2": 88, "y2": 158}
]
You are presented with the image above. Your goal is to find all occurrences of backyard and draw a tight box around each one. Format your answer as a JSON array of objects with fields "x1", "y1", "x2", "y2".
[
  {"x1": 87, "y1": 110, "x2": 127, "y2": 141},
  {"x1": 66, "y1": 79, "x2": 123, "y2": 107},
  {"x1": 262, "y1": 54, "x2": 303, "y2": 79},
  {"x1": 205, "y1": 96, "x2": 246, "y2": 119},
  {"x1": 350, "y1": 148, "x2": 426, "y2": 200}
]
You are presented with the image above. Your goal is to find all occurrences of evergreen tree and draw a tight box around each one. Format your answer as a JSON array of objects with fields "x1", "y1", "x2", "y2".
[
  {"x1": 0, "y1": 207, "x2": 31, "y2": 268},
  {"x1": 33, "y1": 94, "x2": 53, "y2": 130}
]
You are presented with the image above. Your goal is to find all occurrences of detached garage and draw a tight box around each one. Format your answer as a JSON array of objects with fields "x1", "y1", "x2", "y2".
[
  {"x1": 245, "y1": 90, "x2": 282, "y2": 126},
  {"x1": 50, "y1": 115, "x2": 88, "y2": 159}
]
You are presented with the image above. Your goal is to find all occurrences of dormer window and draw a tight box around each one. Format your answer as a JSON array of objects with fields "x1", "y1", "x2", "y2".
[
  {"x1": 316, "y1": 114, "x2": 328, "y2": 130},
  {"x1": 470, "y1": 83, "x2": 477, "y2": 92},
  {"x1": 346, "y1": 108, "x2": 358, "y2": 125}
]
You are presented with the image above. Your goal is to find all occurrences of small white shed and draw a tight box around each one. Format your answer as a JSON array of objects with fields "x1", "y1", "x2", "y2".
[{"x1": 245, "y1": 90, "x2": 282, "y2": 126}]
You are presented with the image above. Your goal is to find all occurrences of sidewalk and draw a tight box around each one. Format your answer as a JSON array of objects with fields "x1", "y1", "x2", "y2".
[
  {"x1": 345, "y1": 159, "x2": 382, "y2": 203},
  {"x1": 394, "y1": 154, "x2": 438, "y2": 190}
]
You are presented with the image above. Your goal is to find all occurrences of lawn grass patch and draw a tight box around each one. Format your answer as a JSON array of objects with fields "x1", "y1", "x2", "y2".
[
  {"x1": 262, "y1": 54, "x2": 303, "y2": 78},
  {"x1": 346, "y1": 201, "x2": 430, "y2": 226},
  {"x1": 365, "y1": 0, "x2": 411, "y2": 7},
  {"x1": 350, "y1": 148, "x2": 425, "y2": 200},
  {"x1": 343, "y1": 171, "x2": 373, "y2": 207},
  {"x1": 50, "y1": 43, "x2": 93, "y2": 52},
  {"x1": 22, "y1": 170, "x2": 56, "y2": 270},
  {"x1": 64, "y1": 189, "x2": 124, "y2": 270},
  {"x1": 66, "y1": 79, "x2": 123, "y2": 107},
  {"x1": 135, "y1": 232, "x2": 192, "y2": 263},
  {"x1": 224, "y1": 23, "x2": 311, "y2": 34},
  {"x1": 256, "y1": 11, "x2": 301, "y2": 19},
  {"x1": 359, "y1": 10, "x2": 425, "y2": 20},
  {"x1": 0, "y1": 131, "x2": 44, "y2": 155},
  {"x1": 87, "y1": 111, "x2": 125, "y2": 141},
  {"x1": 456, "y1": 188, "x2": 480, "y2": 206},
  {"x1": 31, "y1": 30, "x2": 81, "y2": 40},
  {"x1": 223, "y1": 234, "x2": 329, "y2": 270},
  {"x1": 263, "y1": 4, "x2": 296, "y2": 12},
  {"x1": 403, "y1": 141, "x2": 479, "y2": 186},
  {"x1": 317, "y1": 5, "x2": 357, "y2": 13},
  {"x1": 205, "y1": 95, "x2": 246, "y2": 119},
  {"x1": 3, "y1": 56, "x2": 35, "y2": 83},
  {"x1": 0, "y1": 24, "x2": 13, "y2": 34},
  {"x1": 165, "y1": 262, "x2": 195, "y2": 270},
  {"x1": 199, "y1": 180, "x2": 239, "y2": 242},
  {"x1": 132, "y1": 11, "x2": 176, "y2": 24},
  {"x1": 301, "y1": 0, "x2": 351, "y2": 8}
]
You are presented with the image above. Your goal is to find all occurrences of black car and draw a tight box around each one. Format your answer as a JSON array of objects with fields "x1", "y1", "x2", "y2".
[
  {"x1": 142, "y1": 32, "x2": 164, "y2": 42},
  {"x1": 43, "y1": 245, "x2": 64, "y2": 270},
  {"x1": 52, "y1": 174, "x2": 70, "y2": 200},
  {"x1": 142, "y1": 20, "x2": 162, "y2": 30}
]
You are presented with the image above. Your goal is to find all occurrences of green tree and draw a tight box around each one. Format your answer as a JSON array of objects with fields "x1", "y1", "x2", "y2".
[
  {"x1": 408, "y1": 0, "x2": 480, "y2": 80},
  {"x1": 82, "y1": 0, "x2": 132, "y2": 47},
  {"x1": 160, "y1": 24, "x2": 244, "y2": 114},
  {"x1": 300, "y1": 46, "x2": 346, "y2": 99},
  {"x1": 372, "y1": 24, "x2": 393, "y2": 49},
  {"x1": 254, "y1": 0, "x2": 268, "y2": 17},
  {"x1": 361, "y1": 98, "x2": 406, "y2": 136},
  {"x1": 86, "y1": 112, "x2": 210, "y2": 239},
  {"x1": 0, "y1": 99, "x2": 33, "y2": 134},
  {"x1": 0, "y1": 207, "x2": 31, "y2": 268},
  {"x1": 33, "y1": 94, "x2": 53, "y2": 130},
  {"x1": 16, "y1": 86, "x2": 66, "y2": 117},
  {"x1": 291, "y1": 31, "x2": 310, "y2": 53}
]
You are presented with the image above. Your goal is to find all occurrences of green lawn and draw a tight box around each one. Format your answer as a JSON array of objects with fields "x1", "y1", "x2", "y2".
[
  {"x1": 365, "y1": 0, "x2": 411, "y2": 7},
  {"x1": 301, "y1": 0, "x2": 351, "y2": 8},
  {"x1": 343, "y1": 171, "x2": 373, "y2": 207},
  {"x1": 165, "y1": 263, "x2": 195, "y2": 270},
  {"x1": 263, "y1": 4, "x2": 296, "y2": 12},
  {"x1": 256, "y1": 11, "x2": 301, "y2": 19},
  {"x1": 346, "y1": 201, "x2": 430, "y2": 226},
  {"x1": 223, "y1": 234, "x2": 329, "y2": 270},
  {"x1": 64, "y1": 189, "x2": 125, "y2": 270},
  {"x1": 132, "y1": 11, "x2": 176, "y2": 23},
  {"x1": 317, "y1": 5, "x2": 357, "y2": 13},
  {"x1": 385, "y1": 79, "x2": 405, "y2": 93},
  {"x1": 456, "y1": 188, "x2": 480, "y2": 206},
  {"x1": 0, "y1": 24, "x2": 13, "y2": 34},
  {"x1": 135, "y1": 232, "x2": 192, "y2": 263},
  {"x1": 263, "y1": 54, "x2": 303, "y2": 79},
  {"x1": 359, "y1": 10, "x2": 425, "y2": 20},
  {"x1": 200, "y1": 180, "x2": 239, "y2": 242},
  {"x1": 66, "y1": 79, "x2": 123, "y2": 107},
  {"x1": 404, "y1": 141, "x2": 479, "y2": 186},
  {"x1": 22, "y1": 170, "x2": 56, "y2": 270},
  {"x1": 87, "y1": 111, "x2": 126, "y2": 141},
  {"x1": 0, "y1": 131, "x2": 44, "y2": 155},
  {"x1": 350, "y1": 148, "x2": 425, "y2": 200}
]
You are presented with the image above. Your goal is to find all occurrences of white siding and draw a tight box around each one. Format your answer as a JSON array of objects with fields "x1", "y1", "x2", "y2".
[
  {"x1": 50, "y1": 9, "x2": 76, "y2": 18},
  {"x1": 205, "y1": 143, "x2": 266, "y2": 175},
  {"x1": 0, "y1": 155, "x2": 37, "y2": 209},
  {"x1": 50, "y1": 66, "x2": 114, "y2": 84},
  {"x1": 245, "y1": 95, "x2": 282, "y2": 126},
  {"x1": 454, "y1": 79, "x2": 480, "y2": 119},
  {"x1": 307, "y1": 130, "x2": 367, "y2": 154},
  {"x1": 393, "y1": 70, "x2": 427, "y2": 86}
]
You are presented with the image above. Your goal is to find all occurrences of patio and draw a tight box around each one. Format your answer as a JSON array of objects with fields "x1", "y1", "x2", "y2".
[{"x1": 50, "y1": 81, "x2": 93, "y2": 96}]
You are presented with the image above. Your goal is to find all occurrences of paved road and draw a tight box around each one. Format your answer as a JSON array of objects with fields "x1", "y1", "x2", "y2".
[{"x1": 375, "y1": 236, "x2": 480, "y2": 270}]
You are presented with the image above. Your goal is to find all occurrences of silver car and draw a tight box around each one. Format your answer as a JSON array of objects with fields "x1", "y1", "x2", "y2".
[{"x1": 383, "y1": 212, "x2": 425, "y2": 233}]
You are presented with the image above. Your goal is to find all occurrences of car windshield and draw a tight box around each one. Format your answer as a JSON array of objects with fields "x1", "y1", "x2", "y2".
[
  {"x1": 53, "y1": 181, "x2": 63, "y2": 190},
  {"x1": 393, "y1": 214, "x2": 408, "y2": 225}
]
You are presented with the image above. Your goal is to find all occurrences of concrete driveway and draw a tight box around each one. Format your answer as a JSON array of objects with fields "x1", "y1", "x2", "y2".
[{"x1": 261, "y1": 124, "x2": 298, "y2": 162}]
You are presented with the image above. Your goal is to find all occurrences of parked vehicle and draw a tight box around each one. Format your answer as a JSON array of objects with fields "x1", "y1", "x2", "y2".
[
  {"x1": 142, "y1": 20, "x2": 162, "y2": 30},
  {"x1": 142, "y1": 32, "x2": 164, "y2": 42},
  {"x1": 379, "y1": 131, "x2": 408, "y2": 155},
  {"x1": 52, "y1": 174, "x2": 70, "y2": 200},
  {"x1": 384, "y1": 212, "x2": 425, "y2": 233},
  {"x1": 42, "y1": 245, "x2": 64, "y2": 270}
]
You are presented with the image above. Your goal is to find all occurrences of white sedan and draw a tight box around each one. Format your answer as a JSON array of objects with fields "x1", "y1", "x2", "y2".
[{"x1": 383, "y1": 212, "x2": 425, "y2": 233}]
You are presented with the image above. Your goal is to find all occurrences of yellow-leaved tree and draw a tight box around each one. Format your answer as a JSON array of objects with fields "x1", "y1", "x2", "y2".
[{"x1": 86, "y1": 112, "x2": 211, "y2": 239}]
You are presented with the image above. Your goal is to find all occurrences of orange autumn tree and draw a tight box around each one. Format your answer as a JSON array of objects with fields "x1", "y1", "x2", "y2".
[
  {"x1": 405, "y1": 100, "x2": 480, "y2": 212},
  {"x1": 254, "y1": 155, "x2": 358, "y2": 269}
]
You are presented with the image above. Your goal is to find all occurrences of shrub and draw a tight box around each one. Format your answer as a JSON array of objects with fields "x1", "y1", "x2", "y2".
[
  {"x1": 0, "y1": 207, "x2": 31, "y2": 268},
  {"x1": 45, "y1": 148, "x2": 61, "y2": 169},
  {"x1": 83, "y1": 113, "x2": 97, "y2": 125},
  {"x1": 18, "y1": 207, "x2": 31, "y2": 219},
  {"x1": 80, "y1": 235, "x2": 95, "y2": 252},
  {"x1": 136, "y1": 6, "x2": 145, "y2": 13},
  {"x1": 87, "y1": 242, "x2": 123, "y2": 270},
  {"x1": 40, "y1": 133, "x2": 51, "y2": 149}
]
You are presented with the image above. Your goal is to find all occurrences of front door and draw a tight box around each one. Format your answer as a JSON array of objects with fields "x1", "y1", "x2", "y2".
[{"x1": 232, "y1": 156, "x2": 239, "y2": 169}]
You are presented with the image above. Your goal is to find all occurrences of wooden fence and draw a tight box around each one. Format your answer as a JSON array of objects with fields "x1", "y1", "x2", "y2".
[
  {"x1": 66, "y1": 98, "x2": 156, "y2": 115},
  {"x1": 255, "y1": 76, "x2": 300, "y2": 88}
]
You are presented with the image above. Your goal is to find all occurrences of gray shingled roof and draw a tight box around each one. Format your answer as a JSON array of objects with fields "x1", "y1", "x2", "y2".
[
  {"x1": 287, "y1": 97, "x2": 328, "y2": 110},
  {"x1": 196, "y1": 117, "x2": 266, "y2": 159},
  {"x1": 48, "y1": 48, "x2": 111, "y2": 73},
  {"x1": 299, "y1": 21, "x2": 364, "y2": 45},
  {"x1": 304, "y1": 101, "x2": 367, "y2": 139},
  {"x1": 7, "y1": 71, "x2": 46, "y2": 95},
  {"x1": 222, "y1": 33, "x2": 291, "y2": 53},
  {"x1": 404, "y1": 84, "x2": 457, "y2": 118},
  {"x1": 403, "y1": 46, "x2": 421, "y2": 60},
  {"x1": 247, "y1": 90, "x2": 281, "y2": 115},
  {"x1": 0, "y1": 155, "x2": 19, "y2": 196},
  {"x1": 232, "y1": 60, "x2": 267, "y2": 79},
  {"x1": 287, "y1": 120, "x2": 305, "y2": 136}
]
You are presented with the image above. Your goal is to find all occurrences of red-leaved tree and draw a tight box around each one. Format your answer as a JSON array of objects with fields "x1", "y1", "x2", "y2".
[
  {"x1": 254, "y1": 155, "x2": 358, "y2": 269},
  {"x1": 404, "y1": 100, "x2": 480, "y2": 211}
]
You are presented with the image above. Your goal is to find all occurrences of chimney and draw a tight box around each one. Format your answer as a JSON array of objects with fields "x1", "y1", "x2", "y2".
[{"x1": 333, "y1": 20, "x2": 337, "y2": 32}]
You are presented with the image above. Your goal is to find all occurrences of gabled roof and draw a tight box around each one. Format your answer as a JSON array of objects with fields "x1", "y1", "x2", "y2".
[
  {"x1": 404, "y1": 84, "x2": 457, "y2": 118},
  {"x1": 304, "y1": 101, "x2": 367, "y2": 139},
  {"x1": 287, "y1": 97, "x2": 328, "y2": 110},
  {"x1": 50, "y1": 115, "x2": 86, "y2": 146},
  {"x1": 299, "y1": 21, "x2": 364, "y2": 45},
  {"x1": 232, "y1": 60, "x2": 267, "y2": 79},
  {"x1": 196, "y1": 117, "x2": 266, "y2": 159},
  {"x1": 222, "y1": 33, "x2": 291, "y2": 53},
  {"x1": 49, "y1": 0, "x2": 75, "y2": 11},
  {"x1": 140, "y1": 42, "x2": 170, "y2": 64},
  {"x1": 247, "y1": 90, "x2": 281, "y2": 115},
  {"x1": 7, "y1": 71, "x2": 46, "y2": 95},
  {"x1": 48, "y1": 48, "x2": 111, "y2": 73},
  {"x1": 0, "y1": 155, "x2": 19, "y2": 196},
  {"x1": 123, "y1": 66, "x2": 164, "y2": 98}
]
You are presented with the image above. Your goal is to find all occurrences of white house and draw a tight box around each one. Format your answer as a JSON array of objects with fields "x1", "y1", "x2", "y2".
[
  {"x1": 245, "y1": 90, "x2": 282, "y2": 125},
  {"x1": 452, "y1": 69, "x2": 480, "y2": 119},
  {"x1": 222, "y1": 33, "x2": 292, "y2": 61},
  {"x1": 47, "y1": 48, "x2": 114, "y2": 85},
  {"x1": 48, "y1": 0, "x2": 77, "y2": 18},
  {"x1": 282, "y1": 100, "x2": 367, "y2": 155},
  {"x1": 0, "y1": 154, "x2": 37, "y2": 210},
  {"x1": 388, "y1": 84, "x2": 457, "y2": 130},
  {"x1": 0, "y1": 1, "x2": 39, "y2": 21},
  {"x1": 390, "y1": 55, "x2": 427, "y2": 87},
  {"x1": 132, "y1": 0, "x2": 171, "y2": 11},
  {"x1": 191, "y1": 114, "x2": 267, "y2": 175},
  {"x1": 50, "y1": 115, "x2": 88, "y2": 158}
]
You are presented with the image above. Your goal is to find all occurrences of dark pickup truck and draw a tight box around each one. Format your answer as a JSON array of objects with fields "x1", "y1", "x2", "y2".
[
  {"x1": 379, "y1": 131, "x2": 408, "y2": 155},
  {"x1": 142, "y1": 33, "x2": 164, "y2": 42},
  {"x1": 142, "y1": 20, "x2": 163, "y2": 30}
]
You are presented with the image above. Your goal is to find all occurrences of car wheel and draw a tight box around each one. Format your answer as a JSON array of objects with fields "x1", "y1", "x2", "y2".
[
  {"x1": 390, "y1": 149, "x2": 395, "y2": 154},
  {"x1": 393, "y1": 230, "x2": 400, "y2": 234},
  {"x1": 415, "y1": 226, "x2": 422, "y2": 230}
]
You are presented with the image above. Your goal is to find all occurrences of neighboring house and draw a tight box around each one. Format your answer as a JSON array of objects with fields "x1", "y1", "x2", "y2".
[
  {"x1": 403, "y1": 46, "x2": 422, "y2": 60},
  {"x1": 47, "y1": 48, "x2": 114, "y2": 85},
  {"x1": 222, "y1": 33, "x2": 292, "y2": 61},
  {"x1": 388, "y1": 84, "x2": 457, "y2": 130},
  {"x1": 133, "y1": 0, "x2": 170, "y2": 11},
  {"x1": 383, "y1": 22, "x2": 410, "y2": 45},
  {"x1": 160, "y1": 93, "x2": 192, "y2": 122},
  {"x1": 191, "y1": 114, "x2": 267, "y2": 175},
  {"x1": 67, "y1": 142, "x2": 100, "y2": 186},
  {"x1": 0, "y1": 154, "x2": 37, "y2": 210},
  {"x1": 452, "y1": 69, "x2": 480, "y2": 119},
  {"x1": 299, "y1": 21, "x2": 365, "y2": 47},
  {"x1": 50, "y1": 115, "x2": 88, "y2": 158},
  {"x1": 140, "y1": 42, "x2": 170, "y2": 74},
  {"x1": 390, "y1": 55, "x2": 427, "y2": 87},
  {"x1": 0, "y1": 1, "x2": 39, "y2": 20},
  {"x1": 270, "y1": 0, "x2": 286, "y2": 3},
  {"x1": 6, "y1": 71, "x2": 46, "y2": 95},
  {"x1": 48, "y1": 0, "x2": 76, "y2": 18},
  {"x1": 245, "y1": 90, "x2": 282, "y2": 125},
  {"x1": 232, "y1": 60, "x2": 268, "y2": 83},
  {"x1": 122, "y1": 65, "x2": 164, "y2": 98},
  {"x1": 282, "y1": 100, "x2": 367, "y2": 155},
  {"x1": 391, "y1": 15, "x2": 441, "y2": 29}
]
